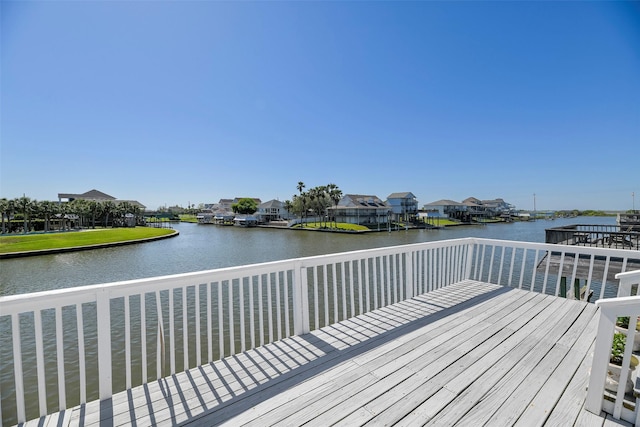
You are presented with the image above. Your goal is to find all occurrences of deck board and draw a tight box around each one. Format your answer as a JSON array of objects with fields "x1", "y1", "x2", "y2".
[{"x1": 37, "y1": 280, "x2": 610, "y2": 427}]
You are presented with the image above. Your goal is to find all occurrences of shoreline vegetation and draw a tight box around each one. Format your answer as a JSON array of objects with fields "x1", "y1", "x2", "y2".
[
  {"x1": 0, "y1": 227, "x2": 177, "y2": 258},
  {"x1": 0, "y1": 211, "x2": 617, "y2": 258}
]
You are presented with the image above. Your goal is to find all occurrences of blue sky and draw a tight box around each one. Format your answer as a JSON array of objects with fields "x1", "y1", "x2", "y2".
[{"x1": 1, "y1": 1, "x2": 638, "y2": 212}]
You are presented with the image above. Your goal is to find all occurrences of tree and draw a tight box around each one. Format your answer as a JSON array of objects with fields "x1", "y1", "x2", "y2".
[
  {"x1": 0, "y1": 198, "x2": 9, "y2": 234},
  {"x1": 327, "y1": 183, "x2": 343, "y2": 229},
  {"x1": 232, "y1": 198, "x2": 257, "y2": 215},
  {"x1": 102, "y1": 201, "x2": 115, "y2": 227},
  {"x1": 284, "y1": 200, "x2": 293, "y2": 219},
  {"x1": 16, "y1": 196, "x2": 33, "y2": 234},
  {"x1": 88, "y1": 200, "x2": 100, "y2": 229},
  {"x1": 39, "y1": 200, "x2": 58, "y2": 232}
]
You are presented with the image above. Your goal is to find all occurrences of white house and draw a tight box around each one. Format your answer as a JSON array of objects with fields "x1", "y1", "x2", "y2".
[
  {"x1": 386, "y1": 192, "x2": 418, "y2": 222},
  {"x1": 328, "y1": 194, "x2": 390, "y2": 226}
]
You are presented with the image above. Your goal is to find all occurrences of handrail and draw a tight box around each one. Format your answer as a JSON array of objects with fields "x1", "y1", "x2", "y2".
[
  {"x1": 585, "y1": 269, "x2": 640, "y2": 424},
  {"x1": 1, "y1": 238, "x2": 639, "y2": 425}
]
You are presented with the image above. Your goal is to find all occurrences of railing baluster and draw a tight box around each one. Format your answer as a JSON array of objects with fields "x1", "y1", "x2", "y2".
[
  {"x1": 55, "y1": 307, "x2": 66, "y2": 411},
  {"x1": 249, "y1": 276, "x2": 255, "y2": 349},
  {"x1": 183, "y1": 287, "x2": 188, "y2": 370},
  {"x1": 125, "y1": 296, "x2": 132, "y2": 389},
  {"x1": 34, "y1": 309, "x2": 47, "y2": 417},
  {"x1": 341, "y1": 262, "x2": 347, "y2": 319},
  {"x1": 258, "y1": 275, "x2": 264, "y2": 346},
  {"x1": 267, "y1": 273, "x2": 273, "y2": 342},
  {"x1": 364, "y1": 259, "x2": 371, "y2": 312},
  {"x1": 169, "y1": 289, "x2": 175, "y2": 374},
  {"x1": 332, "y1": 263, "x2": 338, "y2": 323},
  {"x1": 140, "y1": 294, "x2": 147, "y2": 383},
  {"x1": 239, "y1": 278, "x2": 246, "y2": 352},
  {"x1": 218, "y1": 282, "x2": 224, "y2": 357},
  {"x1": 276, "y1": 272, "x2": 282, "y2": 341},
  {"x1": 12, "y1": 313, "x2": 26, "y2": 423},
  {"x1": 228, "y1": 280, "x2": 235, "y2": 355},
  {"x1": 554, "y1": 252, "x2": 566, "y2": 297},
  {"x1": 155, "y1": 290, "x2": 164, "y2": 379},
  {"x1": 195, "y1": 284, "x2": 201, "y2": 366},
  {"x1": 529, "y1": 250, "x2": 539, "y2": 292},
  {"x1": 518, "y1": 248, "x2": 526, "y2": 289},
  {"x1": 373, "y1": 257, "x2": 379, "y2": 310},
  {"x1": 283, "y1": 271, "x2": 290, "y2": 338},
  {"x1": 96, "y1": 288, "x2": 112, "y2": 401},
  {"x1": 323, "y1": 265, "x2": 330, "y2": 326},
  {"x1": 76, "y1": 303, "x2": 86, "y2": 403},
  {"x1": 349, "y1": 261, "x2": 356, "y2": 317},
  {"x1": 206, "y1": 283, "x2": 212, "y2": 362},
  {"x1": 313, "y1": 266, "x2": 319, "y2": 330}
]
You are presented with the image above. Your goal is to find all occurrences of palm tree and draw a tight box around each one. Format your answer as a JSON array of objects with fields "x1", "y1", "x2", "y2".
[
  {"x1": 39, "y1": 200, "x2": 58, "y2": 232},
  {"x1": 102, "y1": 201, "x2": 115, "y2": 227},
  {"x1": 327, "y1": 183, "x2": 342, "y2": 229},
  {"x1": 16, "y1": 196, "x2": 32, "y2": 234},
  {"x1": 88, "y1": 200, "x2": 100, "y2": 229},
  {"x1": 307, "y1": 189, "x2": 317, "y2": 226},
  {"x1": 296, "y1": 181, "x2": 306, "y2": 226},
  {"x1": 0, "y1": 198, "x2": 8, "y2": 234},
  {"x1": 284, "y1": 200, "x2": 293, "y2": 221}
]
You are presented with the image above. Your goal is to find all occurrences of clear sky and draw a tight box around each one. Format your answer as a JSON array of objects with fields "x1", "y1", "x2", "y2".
[{"x1": 1, "y1": 1, "x2": 639, "y2": 212}]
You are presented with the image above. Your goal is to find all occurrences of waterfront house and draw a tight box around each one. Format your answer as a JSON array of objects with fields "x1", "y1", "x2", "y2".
[
  {"x1": 257, "y1": 199, "x2": 288, "y2": 222},
  {"x1": 423, "y1": 199, "x2": 467, "y2": 220},
  {"x1": 386, "y1": 192, "x2": 418, "y2": 223},
  {"x1": 58, "y1": 189, "x2": 146, "y2": 210},
  {"x1": 328, "y1": 194, "x2": 390, "y2": 226}
]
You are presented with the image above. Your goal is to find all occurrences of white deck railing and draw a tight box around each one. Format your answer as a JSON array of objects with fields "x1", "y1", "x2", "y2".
[
  {"x1": 586, "y1": 269, "x2": 640, "y2": 424},
  {"x1": 1, "y1": 237, "x2": 639, "y2": 425}
]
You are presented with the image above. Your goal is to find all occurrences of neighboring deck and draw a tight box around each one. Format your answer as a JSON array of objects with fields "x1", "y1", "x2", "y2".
[{"x1": 33, "y1": 280, "x2": 625, "y2": 427}]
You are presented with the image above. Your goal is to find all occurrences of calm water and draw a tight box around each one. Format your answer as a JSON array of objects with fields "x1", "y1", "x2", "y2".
[
  {"x1": 0, "y1": 216, "x2": 620, "y2": 425},
  {"x1": 0, "y1": 216, "x2": 616, "y2": 297}
]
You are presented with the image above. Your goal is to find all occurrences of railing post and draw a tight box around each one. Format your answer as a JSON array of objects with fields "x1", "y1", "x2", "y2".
[
  {"x1": 292, "y1": 261, "x2": 310, "y2": 335},
  {"x1": 617, "y1": 270, "x2": 639, "y2": 297},
  {"x1": 96, "y1": 288, "x2": 112, "y2": 400},
  {"x1": 464, "y1": 240, "x2": 475, "y2": 280},
  {"x1": 585, "y1": 303, "x2": 616, "y2": 415},
  {"x1": 405, "y1": 252, "x2": 414, "y2": 299}
]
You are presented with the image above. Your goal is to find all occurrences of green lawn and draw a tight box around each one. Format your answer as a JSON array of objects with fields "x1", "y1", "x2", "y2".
[{"x1": 0, "y1": 227, "x2": 175, "y2": 254}]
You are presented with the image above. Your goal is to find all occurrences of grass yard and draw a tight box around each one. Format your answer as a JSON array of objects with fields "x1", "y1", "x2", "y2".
[{"x1": 0, "y1": 228, "x2": 176, "y2": 254}]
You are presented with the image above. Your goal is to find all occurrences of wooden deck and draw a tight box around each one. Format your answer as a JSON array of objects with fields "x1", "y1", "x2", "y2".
[{"x1": 33, "y1": 280, "x2": 630, "y2": 427}]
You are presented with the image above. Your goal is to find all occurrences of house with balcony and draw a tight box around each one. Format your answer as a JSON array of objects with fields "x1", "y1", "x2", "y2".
[
  {"x1": 386, "y1": 192, "x2": 418, "y2": 223},
  {"x1": 328, "y1": 194, "x2": 390, "y2": 226},
  {"x1": 423, "y1": 199, "x2": 467, "y2": 220},
  {"x1": 257, "y1": 199, "x2": 289, "y2": 222}
]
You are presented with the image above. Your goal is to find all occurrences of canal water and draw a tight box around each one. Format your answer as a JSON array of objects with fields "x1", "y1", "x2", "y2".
[
  {"x1": 0, "y1": 216, "x2": 616, "y2": 297},
  {"x1": 0, "y1": 216, "x2": 620, "y2": 425}
]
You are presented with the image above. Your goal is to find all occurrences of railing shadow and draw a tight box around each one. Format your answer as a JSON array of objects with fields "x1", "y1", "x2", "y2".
[{"x1": 63, "y1": 283, "x2": 514, "y2": 427}]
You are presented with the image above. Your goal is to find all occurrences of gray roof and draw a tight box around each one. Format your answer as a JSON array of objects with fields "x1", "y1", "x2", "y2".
[
  {"x1": 58, "y1": 189, "x2": 116, "y2": 200},
  {"x1": 387, "y1": 192, "x2": 416, "y2": 199},
  {"x1": 259, "y1": 199, "x2": 284, "y2": 208},
  {"x1": 424, "y1": 199, "x2": 464, "y2": 206}
]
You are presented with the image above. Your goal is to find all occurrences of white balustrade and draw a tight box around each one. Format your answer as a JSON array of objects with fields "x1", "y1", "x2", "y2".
[
  {"x1": 585, "y1": 269, "x2": 640, "y2": 424},
  {"x1": 1, "y1": 238, "x2": 639, "y2": 425}
]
